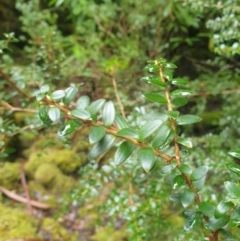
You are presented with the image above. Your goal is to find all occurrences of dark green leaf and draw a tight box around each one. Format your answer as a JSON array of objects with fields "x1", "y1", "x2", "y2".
[
  {"x1": 89, "y1": 126, "x2": 106, "y2": 144},
  {"x1": 63, "y1": 86, "x2": 78, "y2": 104},
  {"x1": 138, "y1": 120, "x2": 163, "y2": 140},
  {"x1": 190, "y1": 166, "x2": 208, "y2": 181},
  {"x1": 102, "y1": 101, "x2": 115, "y2": 127},
  {"x1": 181, "y1": 189, "x2": 195, "y2": 208},
  {"x1": 115, "y1": 141, "x2": 135, "y2": 166},
  {"x1": 156, "y1": 57, "x2": 166, "y2": 63},
  {"x1": 172, "y1": 97, "x2": 188, "y2": 107},
  {"x1": 152, "y1": 122, "x2": 172, "y2": 148},
  {"x1": 171, "y1": 78, "x2": 189, "y2": 86},
  {"x1": 117, "y1": 128, "x2": 139, "y2": 139},
  {"x1": 229, "y1": 206, "x2": 240, "y2": 228},
  {"x1": 169, "y1": 193, "x2": 182, "y2": 202},
  {"x1": 177, "y1": 137, "x2": 193, "y2": 148},
  {"x1": 161, "y1": 161, "x2": 178, "y2": 174},
  {"x1": 199, "y1": 202, "x2": 215, "y2": 218},
  {"x1": 50, "y1": 90, "x2": 65, "y2": 101},
  {"x1": 184, "y1": 212, "x2": 202, "y2": 231},
  {"x1": 58, "y1": 120, "x2": 82, "y2": 137},
  {"x1": 177, "y1": 115, "x2": 202, "y2": 125},
  {"x1": 76, "y1": 95, "x2": 90, "y2": 109},
  {"x1": 158, "y1": 130, "x2": 175, "y2": 149},
  {"x1": 88, "y1": 134, "x2": 115, "y2": 160},
  {"x1": 48, "y1": 107, "x2": 61, "y2": 123},
  {"x1": 182, "y1": 209, "x2": 196, "y2": 218},
  {"x1": 71, "y1": 109, "x2": 91, "y2": 120},
  {"x1": 163, "y1": 62, "x2": 177, "y2": 69},
  {"x1": 226, "y1": 163, "x2": 240, "y2": 177},
  {"x1": 114, "y1": 115, "x2": 130, "y2": 129},
  {"x1": 167, "y1": 111, "x2": 179, "y2": 119},
  {"x1": 39, "y1": 105, "x2": 52, "y2": 124},
  {"x1": 143, "y1": 93, "x2": 167, "y2": 104},
  {"x1": 215, "y1": 201, "x2": 234, "y2": 218},
  {"x1": 87, "y1": 99, "x2": 106, "y2": 115},
  {"x1": 171, "y1": 89, "x2": 193, "y2": 96},
  {"x1": 139, "y1": 147, "x2": 155, "y2": 172},
  {"x1": 224, "y1": 181, "x2": 240, "y2": 198},
  {"x1": 205, "y1": 216, "x2": 229, "y2": 231},
  {"x1": 40, "y1": 84, "x2": 50, "y2": 94},
  {"x1": 172, "y1": 175, "x2": 186, "y2": 189},
  {"x1": 228, "y1": 150, "x2": 240, "y2": 160},
  {"x1": 163, "y1": 71, "x2": 173, "y2": 81},
  {"x1": 179, "y1": 164, "x2": 192, "y2": 174},
  {"x1": 143, "y1": 64, "x2": 160, "y2": 72},
  {"x1": 193, "y1": 176, "x2": 206, "y2": 191},
  {"x1": 180, "y1": 149, "x2": 190, "y2": 158},
  {"x1": 140, "y1": 75, "x2": 166, "y2": 87}
]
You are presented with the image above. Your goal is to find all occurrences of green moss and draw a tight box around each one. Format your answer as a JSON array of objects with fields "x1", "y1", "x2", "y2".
[
  {"x1": 41, "y1": 218, "x2": 78, "y2": 241},
  {"x1": 0, "y1": 162, "x2": 21, "y2": 189},
  {"x1": 0, "y1": 203, "x2": 38, "y2": 240}
]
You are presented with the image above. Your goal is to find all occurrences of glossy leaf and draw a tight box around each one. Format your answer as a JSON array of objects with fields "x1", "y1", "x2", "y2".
[
  {"x1": 163, "y1": 62, "x2": 177, "y2": 69},
  {"x1": 50, "y1": 90, "x2": 65, "y2": 101},
  {"x1": 161, "y1": 161, "x2": 178, "y2": 174},
  {"x1": 177, "y1": 137, "x2": 193, "y2": 148},
  {"x1": 117, "y1": 128, "x2": 139, "y2": 139},
  {"x1": 224, "y1": 181, "x2": 240, "y2": 198},
  {"x1": 140, "y1": 75, "x2": 166, "y2": 87},
  {"x1": 169, "y1": 193, "x2": 182, "y2": 202},
  {"x1": 181, "y1": 189, "x2": 195, "y2": 208},
  {"x1": 138, "y1": 120, "x2": 163, "y2": 140},
  {"x1": 226, "y1": 163, "x2": 240, "y2": 177},
  {"x1": 228, "y1": 150, "x2": 240, "y2": 160},
  {"x1": 158, "y1": 130, "x2": 175, "y2": 149},
  {"x1": 152, "y1": 123, "x2": 172, "y2": 148},
  {"x1": 58, "y1": 120, "x2": 82, "y2": 137},
  {"x1": 40, "y1": 84, "x2": 50, "y2": 94},
  {"x1": 156, "y1": 57, "x2": 166, "y2": 63},
  {"x1": 76, "y1": 95, "x2": 90, "y2": 109},
  {"x1": 63, "y1": 86, "x2": 78, "y2": 104},
  {"x1": 139, "y1": 147, "x2": 155, "y2": 172},
  {"x1": 102, "y1": 101, "x2": 115, "y2": 126},
  {"x1": 171, "y1": 89, "x2": 193, "y2": 96},
  {"x1": 176, "y1": 115, "x2": 202, "y2": 125},
  {"x1": 39, "y1": 105, "x2": 52, "y2": 124},
  {"x1": 167, "y1": 111, "x2": 179, "y2": 119},
  {"x1": 36, "y1": 94, "x2": 45, "y2": 102},
  {"x1": 114, "y1": 115, "x2": 130, "y2": 129},
  {"x1": 171, "y1": 78, "x2": 189, "y2": 86},
  {"x1": 163, "y1": 71, "x2": 173, "y2": 81},
  {"x1": 143, "y1": 64, "x2": 160, "y2": 72},
  {"x1": 48, "y1": 107, "x2": 61, "y2": 123},
  {"x1": 199, "y1": 202, "x2": 215, "y2": 218},
  {"x1": 115, "y1": 141, "x2": 135, "y2": 166},
  {"x1": 143, "y1": 93, "x2": 167, "y2": 104},
  {"x1": 179, "y1": 164, "x2": 192, "y2": 174},
  {"x1": 184, "y1": 212, "x2": 202, "y2": 231},
  {"x1": 205, "y1": 216, "x2": 229, "y2": 231},
  {"x1": 190, "y1": 166, "x2": 208, "y2": 181},
  {"x1": 182, "y1": 209, "x2": 196, "y2": 218},
  {"x1": 214, "y1": 201, "x2": 234, "y2": 218},
  {"x1": 173, "y1": 175, "x2": 186, "y2": 189},
  {"x1": 71, "y1": 109, "x2": 91, "y2": 120},
  {"x1": 172, "y1": 97, "x2": 188, "y2": 107},
  {"x1": 87, "y1": 99, "x2": 106, "y2": 115},
  {"x1": 88, "y1": 134, "x2": 115, "y2": 160},
  {"x1": 193, "y1": 176, "x2": 206, "y2": 191},
  {"x1": 89, "y1": 126, "x2": 106, "y2": 144},
  {"x1": 229, "y1": 206, "x2": 240, "y2": 228}
]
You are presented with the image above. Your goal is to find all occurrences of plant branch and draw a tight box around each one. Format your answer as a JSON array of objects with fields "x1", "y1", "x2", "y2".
[{"x1": 0, "y1": 99, "x2": 37, "y2": 113}]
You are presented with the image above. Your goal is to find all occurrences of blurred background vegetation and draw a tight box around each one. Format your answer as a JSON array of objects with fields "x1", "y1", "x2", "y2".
[{"x1": 0, "y1": 0, "x2": 240, "y2": 240}]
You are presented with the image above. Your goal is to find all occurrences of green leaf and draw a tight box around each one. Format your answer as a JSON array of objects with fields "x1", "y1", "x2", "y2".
[
  {"x1": 87, "y1": 99, "x2": 106, "y2": 115},
  {"x1": 179, "y1": 164, "x2": 192, "y2": 174},
  {"x1": 224, "y1": 181, "x2": 240, "y2": 198},
  {"x1": 102, "y1": 101, "x2": 115, "y2": 127},
  {"x1": 48, "y1": 107, "x2": 61, "y2": 123},
  {"x1": 115, "y1": 141, "x2": 135, "y2": 166},
  {"x1": 161, "y1": 161, "x2": 178, "y2": 174},
  {"x1": 176, "y1": 115, "x2": 202, "y2": 125},
  {"x1": 40, "y1": 84, "x2": 50, "y2": 94},
  {"x1": 228, "y1": 150, "x2": 240, "y2": 160},
  {"x1": 158, "y1": 130, "x2": 175, "y2": 149},
  {"x1": 138, "y1": 120, "x2": 163, "y2": 140},
  {"x1": 39, "y1": 105, "x2": 52, "y2": 124},
  {"x1": 36, "y1": 94, "x2": 45, "y2": 102},
  {"x1": 229, "y1": 206, "x2": 240, "y2": 228},
  {"x1": 50, "y1": 90, "x2": 66, "y2": 101},
  {"x1": 190, "y1": 166, "x2": 208, "y2": 181},
  {"x1": 214, "y1": 201, "x2": 234, "y2": 218},
  {"x1": 58, "y1": 120, "x2": 82, "y2": 137},
  {"x1": 172, "y1": 97, "x2": 188, "y2": 107},
  {"x1": 199, "y1": 202, "x2": 215, "y2": 218},
  {"x1": 181, "y1": 189, "x2": 195, "y2": 208},
  {"x1": 156, "y1": 58, "x2": 166, "y2": 63},
  {"x1": 143, "y1": 93, "x2": 167, "y2": 104},
  {"x1": 171, "y1": 78, "x2": 189, "y2": 86},
  {"x1": 163, "y1": 62, "x2": 177, "y2": 69},
  {"x1": 167, "y1": 111, "x2": 179, "y2": 119},
  {"x1": 182, "y1": 209, "x2": 196, "y2": 218},
  {"x1": 139, "y1": 147, "x2": 155, "y2": 172},
  {"x1": 226, "y1": 163, "x2": 240, "y2": 177},
  {"x1": 177, "y1": 137, "x2": 193, "y2": 148},
  {"x1": 184, "y1": 212, "x2": 202, "y2": 231},
  {"x1": 63, "y1": 86, "x2": 78, "y2": 104},
  {"x1": 163, "y1": 71, "x2": 173, "y2": 81},
  {"x1": 143, "y1": 64, "x2": 160, "y2": 72},
  {"x1": 117, "y1": 128, "x2": 139, "y2": 139},
  {"x1": 171, "y1": 89, "x2": 193, "y2": 96},
  {"x1": 89, "y1": 126, "x2": 106, "y2": 144},
  {"x1": 140, "y1": 75, "x2": 166, "y2": 87},
  {"x1": 205, "y1": 216, "x2": 229, "y2": 231},
  {"x1": 152, "y1": 122, "x2": 172, "y2": 148},
  {"x1": 88, "y1": 134, "x2": 115, "y2": 160},
  {"x1": 172, "y1": 175, "x2": 186, "y2": 189},
  {"x1": 71, "y1": 109, "x2": 91, "y2": 120},
  {"x1": 169, "y1": 193, "x2": 182, "y2": 202},
  {"x1": 114, "y1": 114, "x2": 130, "y2": 129},
  {"x1": 76, "y1": 95, "x2": 90, "y2": 109},
  {"x1": 193, "y1": 176, "x2": 206, "y2": 191}
]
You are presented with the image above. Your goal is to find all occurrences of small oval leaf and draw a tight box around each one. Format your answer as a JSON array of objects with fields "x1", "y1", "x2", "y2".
[
  {"x1": 115, "y1": 141, "x2": 135, "y2": 166},
  {"x1": 181, "y1": 189, "x2": 195, "y2": 208},
  {"x1": 102, "y1": 101, "x2": 115, "y2": 127},
  {"x1": 224, "y1": 181, "x2": 240, "y2": 198},
  {"x1": 176, "y1": 115, "x2": 202, "y2": 125},
  {"x1": 143, "y1": 93, "x2": 167, "y2": 104},
  {"x1": 172, "y1": 97, "x2": 188, "y2": 107},
  {"x1": 40, "y1": 84, "x2": 50, "y2": 94},
  {"x1": 48, "y1": 107, "x2": 61, "y2": 123},
  {"x1": 140, "y1": 75, "x2": 166, "y2": 87},
  {"x1": 71, "y1": 109, "x2": 91, "y2": 120},
  {"x1": 173, "y1": 175, "x2": 186, "y2": 189},
  {"x1": 171, "y1": 89, "x2": 193, "y2": 96},
  {"x1": 190, "y1": 166, "x2": 208, "y2": 181},
  {"x1": 171, "y1": 78, "x2": 189, "y2": 86},
  {"x1": 161, "y1": 161, "x2": 178, "y2": 174},
  {"x1": 205, "y1": 216, "x2": 229, "y2": 231},
  {"x1": 39, "y1": 105, "x2": 52, "y2": 124},
  {"x1": 199, "y1": 202, "x2": 215, "y2": 218},
  {"x1": 76, "y1": 95, "x2": 90, "y2": 109},
  {"x1": 228, "y1": 150, "x2": 240, "y2": 160},
  {"x1": 87, "y1": 99, "x2": 106, "y2": 115},
  {"x1": 177, "y1": 137, "x2": 193, "y2": 148},
  {"x1": 138, "y1": 120, "x2": 163, "y2": 140},
  {"x1": 58, "y1": 120, "x2": 82, "y2": 136},
  {"x1": 63, "y1": 86, "x2": 78, "y2": 104},
  {"x1": 50, "y1": 90, "x2": 66, "y2": 101},
  {"x1": 214, "y1": 201, "x2": 234, "y2": 219},
  {"x1": 89, "y1": 126, "x2": 106, "y2": 144},
  {"x1": 117, "y1": 128, "x2": 139, "y2": 139},
  {"x1": 152, "y1": 123, "x2": 172, "y2": 148},
  {"x1": 143, "y1": 64, "x2": 160, "y2": 72},
  {"x1": 226, "y1": 162, "x2": 240, "y2": 177},
  {"x1": 139, "y1": 147, "x2": 155, "y2": 172},
  {"x1": 163, "y1": 62, "x2": 177, "y2": 69},
  {"x1": 114, "y1": 114, "x2": 130, "y2": 129}
]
